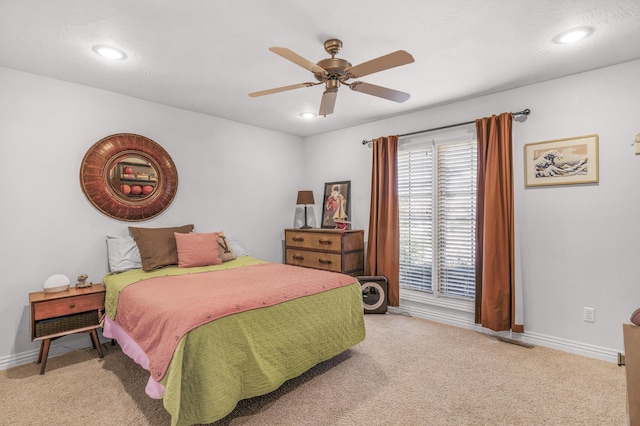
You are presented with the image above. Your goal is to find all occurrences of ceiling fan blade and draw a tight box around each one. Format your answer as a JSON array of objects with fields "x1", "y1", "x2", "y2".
[
  {"x1": 319, "y1": 89, "x2": 338, "y2": 116},
  {"x1": 248, "y1": 82, "x2": 315, "y2": 97},
  {"x1": 345, "y1": 50, "x2": 414, "y2": 78},
  {"x1": 350, "y1": 82, "x2": 410, "y2": 103},
  {"x1": 269, "y1": 47, "x2": 327, "y2": 75}
]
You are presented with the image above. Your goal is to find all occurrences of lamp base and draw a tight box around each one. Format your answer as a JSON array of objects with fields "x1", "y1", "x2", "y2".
[{"x1": 300, "y1": 205, "x2": 312, "y2": 229}]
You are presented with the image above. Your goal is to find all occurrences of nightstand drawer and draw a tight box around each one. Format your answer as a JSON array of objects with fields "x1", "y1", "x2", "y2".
[
  {"x1": 32, "y1": 292, "x2": 105, "y2": 321},
  {"x1": 286, "y1": 249, "x2": 342, "y2": 272},
  {"x1": 286, "y1": 231, "x2": 342, "y2": 252}
]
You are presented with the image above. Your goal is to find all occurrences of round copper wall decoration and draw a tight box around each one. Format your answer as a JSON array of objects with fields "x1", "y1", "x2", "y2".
[{"x1": 80, "y1": 133, "x2": 178, "y2": 221}]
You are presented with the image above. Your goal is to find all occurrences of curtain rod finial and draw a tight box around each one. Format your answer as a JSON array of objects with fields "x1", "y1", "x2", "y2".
[{"x1": 513, "y1": 109, "x2": 531, "y2": 123}]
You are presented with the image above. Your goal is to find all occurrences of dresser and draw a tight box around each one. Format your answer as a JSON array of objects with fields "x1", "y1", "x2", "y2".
[
  {"x1": 624, "y1": 323, "x2": 640, "y2": 424},
  {"x1": 29, "y1": 284, "x2": 105, "y2": 374},
  {"x1": 285, "y1": 228, "x2": 364, "y2": 276}
]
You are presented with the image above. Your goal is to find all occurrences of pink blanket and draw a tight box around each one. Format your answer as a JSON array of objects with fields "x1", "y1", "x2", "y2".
[{"x1": 115, "y1": 262, "x2": 357, "y2": 381}]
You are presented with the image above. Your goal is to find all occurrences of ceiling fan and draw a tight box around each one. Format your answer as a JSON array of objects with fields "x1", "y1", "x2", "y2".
[{"x1": 248, "y1": 39, "x2": 415, "y2": 116}]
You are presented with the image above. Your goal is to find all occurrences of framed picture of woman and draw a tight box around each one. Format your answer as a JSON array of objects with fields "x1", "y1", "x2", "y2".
[{"x1": 321, "y1": 181, "x2": 351, "y2": 229}]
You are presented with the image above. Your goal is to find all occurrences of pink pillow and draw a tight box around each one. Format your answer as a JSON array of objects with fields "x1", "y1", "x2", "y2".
[{"x1": 174, "y1": 232, "x2": 222, "y2": 268}]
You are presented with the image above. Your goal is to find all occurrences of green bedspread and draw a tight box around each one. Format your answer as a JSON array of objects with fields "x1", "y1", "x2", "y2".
[{"x1": 104, "y1": 257, "x2": 366, "y2": 426}]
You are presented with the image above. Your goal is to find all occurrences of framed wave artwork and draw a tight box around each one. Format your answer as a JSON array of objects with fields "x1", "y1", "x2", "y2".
[{"x1": 524, "y1": 134, "x2": 599, "y2": 187}]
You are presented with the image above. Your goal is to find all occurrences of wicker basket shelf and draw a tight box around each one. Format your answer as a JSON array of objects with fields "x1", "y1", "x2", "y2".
[{"x1": 34, "y1": 310, "x2": 99, "y2": 338}]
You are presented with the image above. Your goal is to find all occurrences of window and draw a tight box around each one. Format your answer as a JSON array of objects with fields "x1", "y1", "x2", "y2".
[{"x1": 398, "y1": 124, "x2": 477, "y2": 301}]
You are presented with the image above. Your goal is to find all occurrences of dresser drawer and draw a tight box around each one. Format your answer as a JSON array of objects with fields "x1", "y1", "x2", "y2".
[
  {"x1": 33, "y1": 292, "x2": 105, "y2": 321},
  {"x1": 286, "y1": 230, "x2": 342, "y2": 252},
  {"x1": 286, "y1": 249, "x2": 342, "y2": 273}
]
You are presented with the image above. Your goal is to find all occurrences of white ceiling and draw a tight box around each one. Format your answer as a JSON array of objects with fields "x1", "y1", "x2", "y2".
[{"x1": 1, "y1": 1, "x2": 639, "y2": 138}]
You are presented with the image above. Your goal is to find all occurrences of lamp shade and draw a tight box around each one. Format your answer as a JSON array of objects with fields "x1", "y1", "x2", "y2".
[
  {"x1": 296, "y1": 190, "x2": 315, "y2": 205},
  {"x1": 43, "y1": 274, "x2": 71, "y2": 293}
]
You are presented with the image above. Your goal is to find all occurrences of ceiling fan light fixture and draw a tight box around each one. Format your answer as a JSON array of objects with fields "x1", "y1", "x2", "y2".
[
  {"x1": 92, "y1": 45, "x2": 127, "y2": 60},
  {"x1": 300, "y1": 112, "x2": 317, "y2": 119},
  {"x1": 325, "y1": 79, "x2": 340, "y2": 91},
  {"x1": 553, "y1": 27, "x2": 594, "y2": 44}
]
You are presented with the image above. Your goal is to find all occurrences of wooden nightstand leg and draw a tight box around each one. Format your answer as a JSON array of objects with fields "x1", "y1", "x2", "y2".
[
  {"x1": 37, "y1": 340, "x2": 45, "y2": 364},
  {"x1": 89, "y1": 329, "x2": 104, "y2": 358},
  {"x1": 39, "y1": 339, "x2": 51, "y2": 375}
]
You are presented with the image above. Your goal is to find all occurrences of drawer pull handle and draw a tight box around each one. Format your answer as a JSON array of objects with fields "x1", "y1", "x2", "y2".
[
  {"x1": 69, "y1": 303, "x2": 75, "y2": 309},
  {"x1": 293, "y1": 255, "x2": 304, "y2": 261},
  {"x1": 292, "y1": 237, "x2": 304, "y2": 242},
  {"x1": 318, "y1": 259, "x2": 332, "y2": 265},
  {"x1": 318, "y1": 239, "x2": 333, "y2": 245}
]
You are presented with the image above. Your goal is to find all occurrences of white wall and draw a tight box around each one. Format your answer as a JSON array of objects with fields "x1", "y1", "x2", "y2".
[
  {"x1": 2, "y1": 59, "x2": 639, "y2": 368},
  {"x1": 0, "y1": 67, "x2": 304, "y2": 367},
  {"x1": 302, "y1": 59, "x2": 640, "y2": 361}
]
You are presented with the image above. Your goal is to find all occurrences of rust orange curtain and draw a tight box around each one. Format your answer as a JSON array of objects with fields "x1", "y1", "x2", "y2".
[
  {"x1": 366, "y1": 136, "x2": 400, "y2": 306},
  {"x1": 475, "y1": 113, "x2": 523, "y2": 333}
]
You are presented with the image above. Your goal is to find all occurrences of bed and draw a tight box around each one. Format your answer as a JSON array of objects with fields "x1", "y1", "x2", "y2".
[{"x1": 101, "y1": 226, "x2": 366, "y2": 426}]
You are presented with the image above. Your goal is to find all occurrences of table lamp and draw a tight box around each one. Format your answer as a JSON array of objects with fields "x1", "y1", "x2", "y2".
[
  {"x1": 296, "y1": 190, "x2": 315, "y2": 229},
  {"x1": 43, "y1": 274, "x2": 70, "y2": 293}
]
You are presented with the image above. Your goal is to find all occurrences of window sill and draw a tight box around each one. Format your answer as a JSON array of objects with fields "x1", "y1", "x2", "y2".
[{"x1": 400, "y1": 288, "x2": 474, "y2": 313}]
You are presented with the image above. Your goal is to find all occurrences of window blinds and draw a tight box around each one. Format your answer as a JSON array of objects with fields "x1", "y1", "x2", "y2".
[{"x1": 398, "y1": 124, "x2": 477, "y2": 299}]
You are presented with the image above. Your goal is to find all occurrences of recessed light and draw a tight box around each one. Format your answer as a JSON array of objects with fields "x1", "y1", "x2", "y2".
[
  {"x1": 300, "y1": 112, "x2": 317, "y2": 119},
  {"x1": 92, "y1": 45, "x2": 127, "y2": 60},
  {"x1": 553, "y1": 27, "x2": 594, "y2": 44}
]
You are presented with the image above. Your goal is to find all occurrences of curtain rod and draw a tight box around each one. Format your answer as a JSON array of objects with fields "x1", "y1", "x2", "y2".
[{"x1": 361, "y1": 108, "x2": 531, "y2": 145}]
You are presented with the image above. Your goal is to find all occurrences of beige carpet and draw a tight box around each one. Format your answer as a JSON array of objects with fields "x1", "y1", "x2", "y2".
[{"x1": 0, "y1": 313, "x2": 628, "y2": 425}]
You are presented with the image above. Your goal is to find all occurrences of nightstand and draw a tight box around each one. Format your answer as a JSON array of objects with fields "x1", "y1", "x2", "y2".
[
  {"x1": 285, "y1": 228, "x2": 364, "y2": 276},
  {"x1": 29, "y1": 284, "x2": 105, "y2": 374}
]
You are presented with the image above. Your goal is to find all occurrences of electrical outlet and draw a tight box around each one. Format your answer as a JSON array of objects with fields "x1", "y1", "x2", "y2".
[{"x1": 584, "y1": 307, "x2": 595, "y2": 322}]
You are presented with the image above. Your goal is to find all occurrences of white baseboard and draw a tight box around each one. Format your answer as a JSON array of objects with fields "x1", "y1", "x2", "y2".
[
  {"x1": 0, "y1": 333, "x2": 106, "y2": 371},
  {"x1": 521, "y1": 330, "x2": 618, "y2": 363},
  {"x1": 3, "y1": 305, "x2": 620, "y2": 371},
  {"x1": 395, "y1": 302, "x2": 620, "y2": 364},
  {"x1": 0, "y1": 348, "x2": 41, "y2": 371}
]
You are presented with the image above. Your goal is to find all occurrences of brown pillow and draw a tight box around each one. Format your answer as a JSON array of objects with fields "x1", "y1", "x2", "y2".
[
  {"x1": 217, "y1": 231, "x2": 236, "y2": 262},
  {"x1": 129, "y1": 224, "x2": 194, "y2": 271}
]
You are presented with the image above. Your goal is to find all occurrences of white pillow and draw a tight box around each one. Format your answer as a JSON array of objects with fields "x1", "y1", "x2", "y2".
[
  {"x1": 226, "y1": 237, "x2": 248, "y2": 257},
  {"x1": 106, "y1": 235, "x2": 142, "y2": 273}
]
